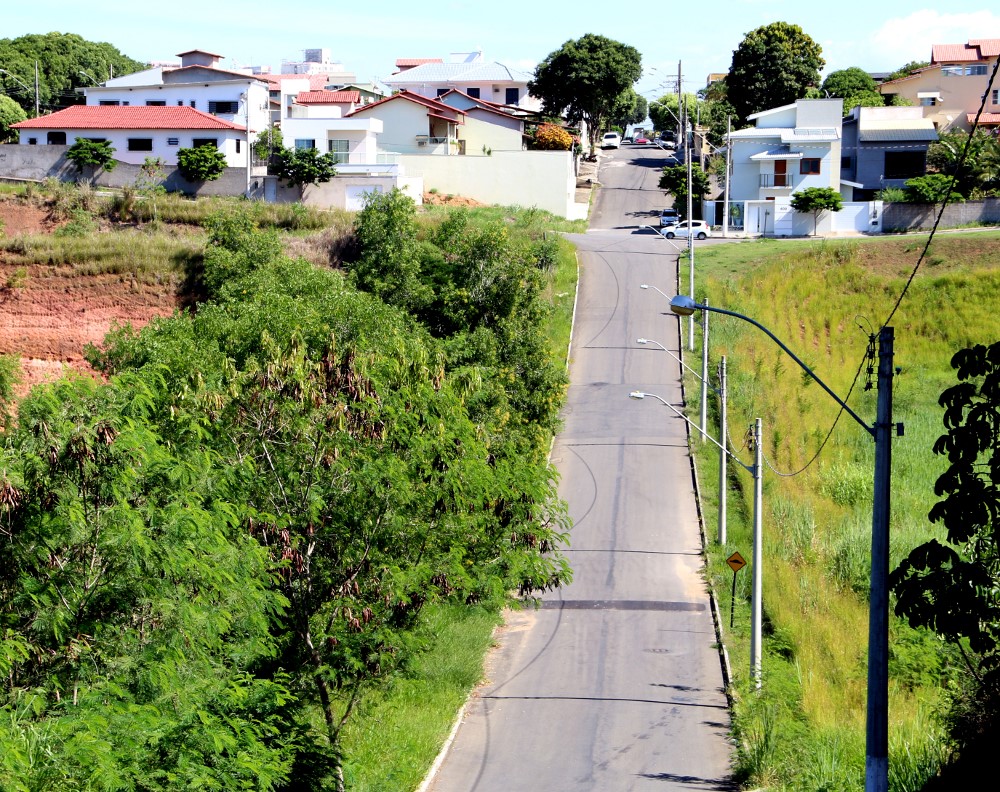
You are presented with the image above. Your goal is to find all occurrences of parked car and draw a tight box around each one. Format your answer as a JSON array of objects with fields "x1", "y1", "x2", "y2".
[
  {"x1": 601, "y1": 132, "x2": 621, "y2": 149},
  {"x1": 634, "y1": 137, "x2": 650, "y2": 145},
  {"x1": 658, "y1": 208, "x2": 680, "y2": 226},
  {"x1": 659, "y1": 220, "x2": 712, "y2": 240},
  {"x1": 658, "y1": 138, "x2": 676, "y2": 150},
  {"x1": 623, "y1": 135, "x2": 634, "y2": 143}
]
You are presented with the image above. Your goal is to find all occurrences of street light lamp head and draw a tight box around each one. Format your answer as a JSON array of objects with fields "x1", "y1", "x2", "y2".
[
  {"x1": 636, "y1": 338, "x2": 649, "y2": 345},
  {"x1": 628, "y1": 391, "x2": 646, "y2": 400},
  {"x1": 639, "y1": 284, "x2": 650, "y2": 290},
  {"x1": 670, "y1": 294, "x2": 699, "y2": 316}
]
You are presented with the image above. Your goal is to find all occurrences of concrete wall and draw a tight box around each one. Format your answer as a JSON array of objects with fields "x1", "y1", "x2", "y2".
[
  {"x1": 459, "y1": 112, "x2": 523, "y2": 154},
  {"x1": 292, "y1": 175, "x2": 423, "y2": 210},
  {"x1": 883, "y1": 198, "x2": 1000, "y2": 231},
  {"x1": 0, "y1": 143, "x2": 261, "y2": 198},
  {"x1": 399, "y1": 150, "x2": 585, "y2": 219}
]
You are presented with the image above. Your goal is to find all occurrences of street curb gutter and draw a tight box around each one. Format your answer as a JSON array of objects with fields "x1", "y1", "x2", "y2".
[
  {"x1": 675, "y1": 275, "x2": 734, "y2": 705},
  {"x1": 418, "y1": 250, "x2": 582, "y2": 792}
]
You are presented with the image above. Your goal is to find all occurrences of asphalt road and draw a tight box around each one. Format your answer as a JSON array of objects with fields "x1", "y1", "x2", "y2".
[{"x1": 428, "y1": 144, "x2": 734, "y2": 792}]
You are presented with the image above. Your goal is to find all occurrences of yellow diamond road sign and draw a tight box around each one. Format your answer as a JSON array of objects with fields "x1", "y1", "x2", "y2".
[{"x1": 727, "y1": 552, "x2": 747, "y2": 573}]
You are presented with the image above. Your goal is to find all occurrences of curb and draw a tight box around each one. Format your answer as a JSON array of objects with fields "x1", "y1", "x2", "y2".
[{"x1": 675, "y1": 272, "x2": 734, "y2": 705}]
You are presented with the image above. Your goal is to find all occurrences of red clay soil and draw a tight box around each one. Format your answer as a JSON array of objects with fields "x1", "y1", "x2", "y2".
[{"x1": 0, "y1": 201, "x2": 180, "y2": 394}]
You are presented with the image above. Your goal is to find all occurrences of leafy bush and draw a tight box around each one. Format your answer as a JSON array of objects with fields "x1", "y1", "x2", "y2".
[
  {"x1": 273, "y1": 147, "x2": 338, "y2": 188},
  {"x1": 53, "y1": 208, "x2": 98, "y2": 237},
  {"x1": 904, "y1": 174, "x2": 964, "y2": 204},
  {"x1": 176, "y1": 145, "x2": 227, "y2": 182},
  {"x1": 533, "y1": 123, "x2": 572, "y2": 151},
  {"x1": 65, "y1": 139, "x2": 117, "y2": 173}
]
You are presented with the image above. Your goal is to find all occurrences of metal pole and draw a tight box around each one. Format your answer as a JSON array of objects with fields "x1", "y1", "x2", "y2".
[
  {"x1": 723, "y1": 116, "x2": 731, "y2": 238},
  {"x1": 700, "y1": 299, "x2": 709, "y2": 441},
  {"x1": 718, "y1": 355, "x2": 727, "y2": 545},
  {"x1": 751, "y1": 417, "x2": 763, "y2": 688},
  {"x1": 34, "y1": 60, "x2": 39, "y2": 117},
  {"x1": 686, "y1": 101, "x2": 695, "y2": 352},
  {"x1": 865, "y1": 326, "x2": 893, "y2": 792}
]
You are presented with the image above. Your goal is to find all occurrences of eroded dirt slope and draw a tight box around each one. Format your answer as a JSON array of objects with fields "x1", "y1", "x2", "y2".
[{"x1": 0, "y1": 201, "x2": 180, "y2": 393}]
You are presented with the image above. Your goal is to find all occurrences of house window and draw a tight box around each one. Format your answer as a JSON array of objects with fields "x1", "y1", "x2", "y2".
[
  {"x1": 166, "y1": 137, "x2": 179, "y2": 146},
  {"x1": 27, "y1": 137, "x2": 36, "y2": 145},
  {"x1": 99, "y1": 100, "x2": 120, "y2": 106},
  {"x1": 236, "y1": 140, "x2": 241, "y2": 154},
  {"x1": 190, "y1": 100, "x2": 196, "y2": 108},
  {"x1": 505, "y1": 88, "x2": 519, "y2": 104},
  {"x1": 208, "y1": 100, "x2": 239, "y2": 114},
  {"x1": 841, "y1": 156, "x2": 852, "y2": 170},
  {"x1": 993, "y1": 89, "x2": 999, "y2": 105},
  {"x1": 127, "y1": 138, "x2": 153, "y2": 151},
  {"x1": 122, "y1": 101, "x2": 129, "y2": 106},
  {"x1": 884, "y1": 151, "x2": 926, "y2": 180},
  {"x1": 967, "y1": 64, "x2": 987, "y2": 76},
  {"x1": 146, "y1": 100, "x2": 166, "y2": 106},
  {"x1": 47, "y1": 131, "x2": 67, "y2": 145},
  {"x1": 467, "y1": 87, "x2": 480, "y2": 99},
  {"x1": 800, "y1": 158, "x2": 821, "y2": 175},
  {"x1": 192, "y1": 138, "x2": 218, "y2": 149},
  {"x1": 294, "y1": 138, "x2": 316, "y2": 150},
  {"x1": 328, "y1": 139, "x2": 349, "y2": 163},
  {"x1": 436, "y1": 88, "x2": 448, "y2": 97},
  {"x1": 177, "y1": 100, "x2": 183, "y2": 106},
  {"x1": 919, "y1": 97, "x2": 937, "y2": 107},
  {"x1": 941, "y1": 66, "x2": 964, "y2": 77}
]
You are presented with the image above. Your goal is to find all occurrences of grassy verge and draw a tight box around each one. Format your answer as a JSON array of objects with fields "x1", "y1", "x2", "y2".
[{"x1": 680, "y1": 230, "x2": 1000, "y2": 789}]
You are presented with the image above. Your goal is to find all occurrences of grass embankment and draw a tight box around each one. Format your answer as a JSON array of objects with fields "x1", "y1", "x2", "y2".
[
  {"x1": 1, "y1": 184, "x2": 581, "y2": 790},
  {"x1": 681, "y1": 231, "x2": 1000, "y2": 789}
]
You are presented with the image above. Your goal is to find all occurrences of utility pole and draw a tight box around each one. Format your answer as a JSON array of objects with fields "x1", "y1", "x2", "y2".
[
  {"x1": 34, "y1": 60, "x2": 39, "y2": 117},
  {"x1": 686, "y1": 94, "x2": 695, "y2": 352},
  {"x1": 700, "y1": 298, "x2": 709, "y2": 440},
  {"x1": 751, "y1": 417, "x2": 763, "y2": 688},
  {"x1": 865, "y1": 326, "x2": 894, "y2": 792},
  {"x1": 718, "y1": 356, "x2": 728, "y2": 545},
  {"x1": 676, "y1": 60, "x2": 682, "y2": 149}
]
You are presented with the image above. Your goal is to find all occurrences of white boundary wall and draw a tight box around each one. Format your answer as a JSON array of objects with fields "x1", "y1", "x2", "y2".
[{"x1": 399, "y1": 150, "x2": 586, "y2": 220}]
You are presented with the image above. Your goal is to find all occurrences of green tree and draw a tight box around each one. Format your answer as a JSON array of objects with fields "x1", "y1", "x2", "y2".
[
  {"x1": 0, "y1": 95, "x2": 26, "y2": 141},
  {"x1": 891, "y1": 342, "x2": 1000, "y2": 780},
  {"x1": 608, "y1": 88, "x2": 647, "y2": 131},
  {"x1": 648, "y1": 93, "x2": 700, "y2": 138},
  {"x1": 887, "y1": 60, "x2": 930, "y2": 81},
  {"x1": 726, "y1": 21, "x2": 824, "y2": 124},
  {"x1": 658, "y1": 163, "x2": 710, "y2": 219},
  {"x1": 0, "y1": 32, "x2": 145, "y2": 114},
  {"x1": 528, "y1": 34, "x2": 642, "y2": 153},
  {"x1": 176, "y1": 144, "x2": 227, "y2": 182},
  {"x1": 904, "y1": 174, "x2": 965, "y2": 204},
  {"x1": 821, "y1": 67, "x2": 885, "y2": 114},
  {"x1": 253, "y1": 125, "x2": 283, "y2": 160},
  {"x1": 928, "y1": 129, "x2": 1000, "y2": 198},
  {"x1": 790, "y1": 186, "x2": 842, "y2": 235},
  {"x1": 273, "y1": 146, "x2": 338, "y2": 187},
  {"x1": 65, "y1": 138, "x2": 117, "y2": 175}
]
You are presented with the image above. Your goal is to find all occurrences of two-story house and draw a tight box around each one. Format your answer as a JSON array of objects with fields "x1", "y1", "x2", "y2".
[
  {"x1": 346, "y1": 90, "x2": 466, "y2": 155},
  {"x1": 840, "y1": 106, "x2": 938, "y2": 200},
  {"x1": 878, "y1": 38, "x2": 1000, "y2": 133},
  {"x1": 437, "y1": 90, "x2": 525, "y2": 152},
  {"x1": 727, "y1": 99, "x2": 844, "y2": 235},
  {"x1": 383, "y1": 52, "x2": 539, "y2": 112}
]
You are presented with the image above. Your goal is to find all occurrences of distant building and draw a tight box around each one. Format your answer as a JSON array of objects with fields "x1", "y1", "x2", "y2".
[{"x1": 840, "y1": 106, "x2": 937, "y2": 200}]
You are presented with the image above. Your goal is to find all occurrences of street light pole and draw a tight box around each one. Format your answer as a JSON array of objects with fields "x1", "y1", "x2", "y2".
[
  {"x1": 718, "y1": 356, "x2": 728, "y2": 545},
  {"x1": 700, "y1": 299, "x2": 709, "y2": 441},
  {"x1": 669, "y1": 294, "x2": 894, "y2": 792}
]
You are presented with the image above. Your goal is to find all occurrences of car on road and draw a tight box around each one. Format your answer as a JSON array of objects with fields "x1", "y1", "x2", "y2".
[
  {"x1": 659, "y1": 220, "x2": 712, "y2": 240},
  {"x1": 658, "y1": 139, "x2": 676, "y2": 150},
  {"x1": 658, "y1": 208, "x2": 680, "y2": 226},
  {"x1": 633, "y1": 137, "x2": 651, "y2": 145},
  {"x1": 601, "y1": 132, "x2": 621, "y2": 149}
]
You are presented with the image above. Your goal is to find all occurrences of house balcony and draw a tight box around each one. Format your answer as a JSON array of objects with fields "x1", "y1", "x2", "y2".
[{"x1": 759, "y1": 173, "x2": 789, "y2": 188}]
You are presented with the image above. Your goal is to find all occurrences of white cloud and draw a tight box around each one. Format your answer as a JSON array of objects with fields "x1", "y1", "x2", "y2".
[{"x1": 869, "y1": 10, "x2": 1000, "y2": 69}]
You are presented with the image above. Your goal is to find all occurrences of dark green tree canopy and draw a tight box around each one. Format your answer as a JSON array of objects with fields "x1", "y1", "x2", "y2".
[
  {"x1": 658, "y1": 163, "x2": 711, "y2": 219},
  {"x1": 528, "y1": 34, "x2": 642, "y2": 152},
  {"x1": 0, "y1": 95, "x2": 26, "y2": 141},
  {"x1": 65, "y1": 138, "x2": 117, "y2": 174},
  {"x1": 176, "y1": 144, "x2": 227, "y2": 182},
  {"x1": 0, "y1": 32, "x2": 146, "y2": 115},
  {"x1": 820, "y1": 67, "x2": 884, "y2": 115},
  {"x1": 887, "y1": 60, "x2": 930, "y2": 82},
  {"x1": 274, "y1": 147, "x2": 338, "y2": 188},
  {"x1": 726, "y1": 21, "x2": 824, "y2": 124}
]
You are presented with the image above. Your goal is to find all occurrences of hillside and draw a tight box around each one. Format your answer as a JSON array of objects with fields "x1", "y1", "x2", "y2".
[{"x1": 0, "y1": 198, "x2": 181, "y2": 391}]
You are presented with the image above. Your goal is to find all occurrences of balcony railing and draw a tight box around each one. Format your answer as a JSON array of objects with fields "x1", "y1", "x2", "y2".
[
  {"x1": 759, "y1": 174, "x2": 789, "y2": 188},
  {"x1": 415, "y1": 135, "x2": 448, "y2": 146}
]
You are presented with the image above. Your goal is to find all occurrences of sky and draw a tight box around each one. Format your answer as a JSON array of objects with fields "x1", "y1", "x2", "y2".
[{"x1": 4, "y1": 1, "x2": 1000, "y2": 100}]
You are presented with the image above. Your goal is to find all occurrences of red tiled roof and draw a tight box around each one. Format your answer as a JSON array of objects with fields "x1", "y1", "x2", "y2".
[
  {"x1": 347, "y1": 89, "x2": 465, "y2": 122},
  {"x1": 295, "y1": 90, "x2": 360, "y2": 104},
  {"x1": 969, "y1": 112, "x2": 1000, "y2": 125},
  {"x1": 12, "y1": 105, "x2": 246, "y2": 131},
  {"x1": 395, "y1": 58, "x2": 442, "y2": 68},
  {"x1": 932, "y1": 38, "x2": 1000, "y2": 64}
]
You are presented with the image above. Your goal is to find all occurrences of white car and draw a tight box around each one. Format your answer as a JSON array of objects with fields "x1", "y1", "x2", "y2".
[
  {"x1": 601, "y1": 132, "x2": 621, "y2": 149},
  {"x1": 659, "y1": 220, "x2": 712, "y2": 240}
]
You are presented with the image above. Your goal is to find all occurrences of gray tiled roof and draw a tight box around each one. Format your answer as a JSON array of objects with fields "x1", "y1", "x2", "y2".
[
  {"x1": 859, "y1": 128, "x2": 938, "y2": 142},
  {"x1": 386, "y1": 61, "x2": 531, "y2": 85}
]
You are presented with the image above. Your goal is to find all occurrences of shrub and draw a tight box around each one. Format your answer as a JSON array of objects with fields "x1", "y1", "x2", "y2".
[
  {"x1": 533, "y1": 123, "x2": 573, "y2": 151},
  {"x1": 65, "y1": 139, "x2": 117, "y2": 174},
  {"x1": 904, "y1": 174, "x2": 964, "y2": 205},
  {"x1": 273, "y1": 148, "x2": 338, "y2": 188},
  {"x1": 176, "y1": 145, "x2": 228, "y2": 182}
]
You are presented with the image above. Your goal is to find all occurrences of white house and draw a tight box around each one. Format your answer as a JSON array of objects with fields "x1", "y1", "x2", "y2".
[
  {"x1": 82, "y1": 50, "x2": 270, "y2": 139},
  {"x1": 383, "y1": 52, "x2": 539, "y2": 112},
  {"x1": 279, "y1": 114, "x2": 384, "y2": 168},
  {"x1": 726, "y1": 99, "x2": 850, "y2": 235},
  {"x1": 288, "y1": 90, "x2": 362, "y2": 119},
  {"x1": 437, "y1": 89, "x2": 525, "y2": 152},
  {"x1": 12, "y1": 105, "x2": 250, "y2": 167},
  {"x1": 347, "y1": 91, "x2": 466, "y2": 155}
]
